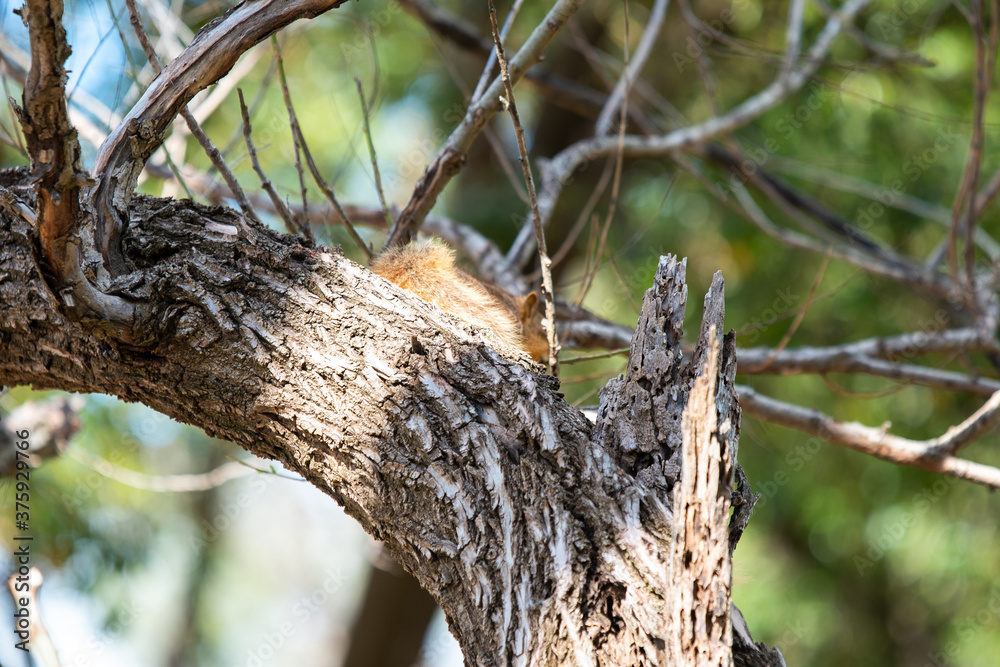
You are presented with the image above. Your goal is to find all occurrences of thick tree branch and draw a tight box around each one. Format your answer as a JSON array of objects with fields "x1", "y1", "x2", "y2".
[{"x1": 0, "y1": 196, "x2": 779, "y2": 665}]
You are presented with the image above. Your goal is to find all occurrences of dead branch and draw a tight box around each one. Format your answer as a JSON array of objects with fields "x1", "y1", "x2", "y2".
[
  {"x1": 488, "y1": 0, "x2": 559, "y2": 373},
  {"x1": 738, "y1": 384, "x2": 1000, "y2": 488}
]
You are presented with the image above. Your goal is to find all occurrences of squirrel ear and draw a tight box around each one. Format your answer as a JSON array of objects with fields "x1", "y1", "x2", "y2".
[{"x1": 520, "y1": 292, "x2": 540, "y2": 319}]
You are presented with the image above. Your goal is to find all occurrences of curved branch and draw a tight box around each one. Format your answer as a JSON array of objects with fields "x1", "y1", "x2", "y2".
[
  {"x1": 737, "y1": 385, "x2": 1000, "y2": 488},
  {"x1": 0, "y1": 196, "x2": 778, "y2": 665},
  {"x1": 508, "y1": 0, "x2": 872, "y2": 268},
  {"x1": 90, "y1": 0, "x2": 348, "y2": 275}
]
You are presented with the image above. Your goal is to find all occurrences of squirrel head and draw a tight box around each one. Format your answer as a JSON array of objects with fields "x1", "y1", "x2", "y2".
[{"x1": 517, "y1": 292, "x2": 550, "y2": 363}]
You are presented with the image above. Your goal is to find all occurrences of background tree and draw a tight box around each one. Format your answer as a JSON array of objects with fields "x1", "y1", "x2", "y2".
[{"x1": 2, "y1": 0, "x2": 1000, "y2": 665}]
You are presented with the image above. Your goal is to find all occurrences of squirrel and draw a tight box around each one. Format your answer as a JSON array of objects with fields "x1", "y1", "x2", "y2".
[{"x1": 371, "y1": 239, "x2": 549, "y2": 362}]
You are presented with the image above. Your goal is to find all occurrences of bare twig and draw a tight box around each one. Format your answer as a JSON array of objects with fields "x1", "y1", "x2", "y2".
[
  {"x1": 355, "y1": 77, "x2": 392, "y2": 227},
  {"x1": 264, "y1": 35, "x2": 314, "y2": 235},
  {"x1": 383, "y1": 0, "x2": 585, "y2": 250},
  {"x1": 544, "y1": 157, "x2": 616, "y2": 275},
  {"x1": 268, "y1": 37, "x2": 311, "y2": 236},
  {"x1": 127, "y1": 0, "x2": 262, "y2": 225},
  {"x1": 743, "y1": 352, "x2": 1000, "y2": 397},
  {"x1": 507, "y1": 0, "x2": 873, "y2": 269},
  {"x1": 814, "y1": 0, "x2": 934, "y2": 66},
  {"x1": 560, "y1": 347, "x2": 631, "y2": 364},
  {"x1": 575, "y1": 0, "x2": 632, "y2": 308},
  {"x1": 755, "y1": 247, "x2": 831, "y2": 371},
  {"x1": 964, "y1": 0, "x2": 989, "y2": 288},
  {"x1": 782, "y1": 0, "x2": 807, "y2": 77},
  {"x1": 738, "y1": 327, "x2": 999, "y2": 369},
  {"x1": 472, "y1": 0, "x2": 527, "y2": 101},
  {"x1": 704, "y1": 144, "x2": 899, "y2": 261},
  {"x1": 594, "y1": 0, "x2": 670, "y2": 136},
  {"x1": 738, "y1": 384, "x2": 1000, "y2": 488},
  {"x1": 93, "y1": 0, "x2": 350, "y2": 275},
  {"x1": 270, "y1": 44, "x2": 364, "y2": 253},
  {"x1": 489, "y1": 0, "x2": 559, "y2": 373},
  {"x1": 728, "y1": 180, "x2": 958, "y2": 301},
  {"x1": 67, "y1": 446, "x2": 274, "y2": 492},
  {"x1": 238, "y1": 89, "x2": 299, "y2": 235}
]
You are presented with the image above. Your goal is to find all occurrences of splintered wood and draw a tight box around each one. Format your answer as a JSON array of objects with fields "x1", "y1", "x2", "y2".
[{"x1": 669, "y1": 326, "x2": 734, "y2": 667}]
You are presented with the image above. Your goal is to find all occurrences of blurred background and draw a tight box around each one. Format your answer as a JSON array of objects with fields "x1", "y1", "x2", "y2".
[{"x1": 2, "y1": 0, "x2": 1000, "y2": 665}]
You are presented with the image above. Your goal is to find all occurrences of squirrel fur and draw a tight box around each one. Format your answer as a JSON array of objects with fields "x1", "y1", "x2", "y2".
[{"x1": 371, "y1": 240, "x2": 548, "y2": 362}]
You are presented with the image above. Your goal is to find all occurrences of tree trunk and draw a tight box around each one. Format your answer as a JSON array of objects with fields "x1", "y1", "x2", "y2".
[{"x1": 0, "y1": 167, "x2": 781, "y2": 664}]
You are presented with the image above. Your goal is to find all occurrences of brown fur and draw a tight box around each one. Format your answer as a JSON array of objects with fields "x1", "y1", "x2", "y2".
[{"x1": 371, "y1": 240, "x2": 548, "y2": 361}]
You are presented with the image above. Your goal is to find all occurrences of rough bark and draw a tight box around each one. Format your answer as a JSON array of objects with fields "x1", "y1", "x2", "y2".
[{"x1": 0, "y1": 167, "x2": 781, "y2": 664}]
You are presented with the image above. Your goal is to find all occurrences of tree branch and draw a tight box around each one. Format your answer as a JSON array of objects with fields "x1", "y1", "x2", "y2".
[
  {"x1": 508, "y1": 0, "x2": 872, "y2": 269},
  {"x1": 91, "y1": 0, "x2": 349, "y2": 276},
  {"x1": 737, "y1": 385, "x2": 1000, "y2": 488},
  {"x1": 0, "y1": 196, "x2": 781, "y2": 664},
  {"x1": 382, "y1": 0, "x2": 584, "y2": 250},
  {"x1": 594, "y1": 0, "x2": 670, "y2": 136},
  {"x1": 16, "y1": 0, "x2": 134, "y2": 328}
]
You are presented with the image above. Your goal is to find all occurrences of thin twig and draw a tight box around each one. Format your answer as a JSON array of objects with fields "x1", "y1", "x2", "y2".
[
  {"x1": 271, "y1": 38, "x2": 309, "y2": 231},
  {"x1": 238, "y1": 88, "x2": 300, "y2": 235},
  {"x1": 270, "y1": 37, "x2": 313, "y2": 241},
  {"x1": 964, "y1": 0, "x2": 989, "y2": 289},
  {"x1": 595, "y1": 0, "x2": 670, "y2": 136},
  {"x1": 422, "y1": 35, "x2": 529, "y2": 204},
  {"x1": 755, "y1": 247, "x2": 831, "y2": 371},
  {"x1": 126, "y1": 0, "x2": 262, "y2": 226},
  {"x1": 738, "y1": 384, "x2": 1000, "y2": 488},
  {"x1": 355, "y1": 77, "x2": 392, "y2": 227},
  {"x1": 507, "y1": 0, "x2": 873, "y2": 270},
  {"x1": 727, "y1": 180, "x2": 957, "y2": 301},
  {"x1": 575, "y1": 0, "x2": 632, "y2": 307},
  {"x1": 489, "y1": 0, "x2": 559, "y2": 374},
  {"x1": 543, "y1": 157, "x2": 616, "y2": 275},
  {"x1": 561, "y1": 347, "x2": 631, "y2": 364},
  {"x1": 383, "y1": 0, "x2": 585, "y2": 250},
  {"x1": 67, "y1": 447, "x2": 296, "y2": 492},
  {"x1": 813, "y1": 0, "x2": 934, "y2": 66},
  {"x1": 472, "y1": 0, "x2": 528, "y2": 102},
  {"x1": 269, "y1": 46, "x2": 367, "y2": 255}
]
